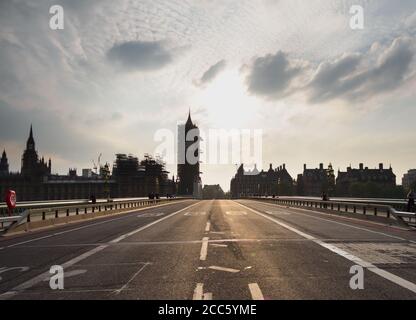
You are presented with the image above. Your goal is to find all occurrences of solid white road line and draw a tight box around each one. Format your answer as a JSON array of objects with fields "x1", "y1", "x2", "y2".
[
  {"x1": 0, "y1": 201, "x2": 201, "y2": 300},
  {"x1": 205, "y1": 221, "x2": 211, "y2": 232},
  {"x1": 208, "y1": 266, "x2": 240, "y2": 273},
  {"x1": 236, "y1": 201, "x2": 416, "y2": 294},
  {"x1": 193, "y1": 283, "x2": 204, "y2": 300},
  {"x1": 200, "y1": 237, "x2": 209, "y2": 261},
  {"x1": 248, "y1": 283, "x2": 264, "y2": 300}
]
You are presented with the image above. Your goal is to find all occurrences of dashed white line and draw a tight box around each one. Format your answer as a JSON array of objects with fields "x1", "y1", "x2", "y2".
[
  {"x1": 193, "y1": 283, "x2": 204, "y2": 300},
  {"x1": 248, "y1": 283, "x2": 264, "y2": 300},
  {"x1": 236, "y1": 201, "x2": 416, "y2": 295},
  {"x1": 205, "y1": 221, "x2": 211, "y2": 232},
  {"x1": 200, "y1": 237, "x2": 209, "y2": 261}
]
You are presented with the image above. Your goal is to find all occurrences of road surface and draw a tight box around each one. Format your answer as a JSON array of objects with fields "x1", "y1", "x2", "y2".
[{"x1": 0, "y1": 199, "x2": 415, "y2": 300}]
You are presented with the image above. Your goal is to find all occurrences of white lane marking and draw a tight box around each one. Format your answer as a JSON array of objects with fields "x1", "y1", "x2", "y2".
[
  {"x1": 203, "y1": 292, "x2": 213, "y2": 300},
  {"x1": 236, "y1": 201, "x2": 416, "y2": 294},
  {"x1": 184, "y1": 211, "x2": 206, "y2": 216},
  {"x1": 111, "y1": 202, "x2": 201, "y2": 243},
  {"x1": 5, "y1": 200, "x2": 191, "y2": 248},
  {"x1": 225, "y1": 211, "x2": 247, "y2": 216},
  {"x1": 0, "y1": 202, "x2": 200, "y2": 300},
  {"x1": 266, "y1": 210, "x2": 291, "y2": 216},
  {"x1": 205, "y1": 221, "x2": 211, "y2": 232},
  {"x1": 137, "y1": 212, "x2": 165, "y2": 218},
  {"x1": 258, "y1": 201, "x2": 414, "y2": 243},
  {"x1": 210, "y1": 244, "x2": 227, "y2": 248},
  {"x1": 208, "y1": 266, "x2": 240, "y2": 273},
  {"x1": 0, "y1": 267, "x2": 30, "y2": 281},
  {"x1": 248, "y1": 283, "x2": 264, "y2": 300},
  {"x1": 193, "y1": 283, "x2": 204, "y2": 300},
  {"x1": 200, "y1": 237, "x2": 209, "y2": 261},
  {"x1": 113, "y1": 262, "x2": 150, "y2": 295},
  {"x1": 210, "y1": 231, "x2": 225, "y2": 234}
]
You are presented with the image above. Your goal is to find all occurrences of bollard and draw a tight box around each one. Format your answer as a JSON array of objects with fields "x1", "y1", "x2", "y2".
[
  {"x1": 42, "y1": 211, "x2": 46, "y2": 220},
  {"x1": 55, "y1": 210, "x2": 58, "y2": 218}
]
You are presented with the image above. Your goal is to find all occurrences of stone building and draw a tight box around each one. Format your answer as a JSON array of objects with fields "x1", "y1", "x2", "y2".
[
  {"x1": 336, "y1": 163, "x2": 396, "y2": 196},
  {"x1": 296, "y1": 163, "x2": 335, "y2": 197},
  {"x1": 230, "y1": 163, "x2": 293, "y2": 198}
]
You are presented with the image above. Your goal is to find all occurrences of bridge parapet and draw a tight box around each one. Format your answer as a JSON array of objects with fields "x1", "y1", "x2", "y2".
[
  {"x1": 244, "y1": 196, "x2": 415, "y2": 229},
  {"x1": 0, "y1": 197, "x2": 192, "y2": 235}
]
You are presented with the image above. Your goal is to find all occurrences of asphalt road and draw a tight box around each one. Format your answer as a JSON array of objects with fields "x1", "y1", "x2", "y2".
[{"x1": 0, "y1": 199, "x2": 415, "y2": 300}]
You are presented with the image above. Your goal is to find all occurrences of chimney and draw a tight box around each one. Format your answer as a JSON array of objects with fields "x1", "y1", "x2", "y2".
[
  {"x1": 359, "y1": 163, "x2": 364, "y2": 170},
  {"x1": 319, "y1": 163, "x2": 323, "y2": 170},
  {"x1": 283, "y1": 164, "x2": 286, "y2": 170},
  {"x1": 304, "y1": 164, "x2": 306, "y2": 171},
  {"x1": 269, "y1": 163, "x2": 273, "y2": 170},
  {"x1": 379, "y1": 163, "x2": 383, "y2": 170}
]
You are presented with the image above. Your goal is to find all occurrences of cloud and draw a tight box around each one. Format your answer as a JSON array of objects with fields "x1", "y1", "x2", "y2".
[
  {"x1": 244, "y1": 51, "x2": 303, "y2": 99},
  {"x1": 307, "y1": 37, "x2": 415, "y2": 103},
  {"x1": 195, "y1": 60, "x2": 226, "y2": 87},
  {"x1": 107, "y1": 40, "x2": 173, "y2": 71},
  {"x1": 243, "y1": 37, "x2": 415, "y2": 104}
]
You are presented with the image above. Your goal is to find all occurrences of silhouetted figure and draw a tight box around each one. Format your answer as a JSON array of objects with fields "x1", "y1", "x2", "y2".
[
  {"x1": 322, "y1": 192, "x2": 329, "y2": 208},
  {"x1": 407, "y1": 189, "x2": 415, "y2": 212},
  {"x1": 90, "y1": 194, "x2": 96, "y2": 204}
]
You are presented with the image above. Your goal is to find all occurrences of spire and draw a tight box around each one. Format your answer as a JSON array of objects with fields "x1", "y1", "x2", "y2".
[
  {"x1": 186, "y1": 108, "x2": 193, "y2": 128},
  {"x1": 2, "y1": 149, "x2": 6, "y2": 158},
  {"x1": 26, "y1": 124, "x2": 35, "y2": 150}
]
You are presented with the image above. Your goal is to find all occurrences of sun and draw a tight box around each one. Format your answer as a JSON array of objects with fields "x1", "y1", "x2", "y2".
[{"x1": 192, "y1": 69, "x2": 261, "y2": 129}]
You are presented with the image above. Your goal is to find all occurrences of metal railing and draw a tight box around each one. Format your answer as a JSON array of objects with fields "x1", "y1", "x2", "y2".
[
  {"x1": 0, "y1": 197, "x2": 192, "y2": 234},
  {"x1": 244, "y1": 197, "x2": 416, "y2": 229}
]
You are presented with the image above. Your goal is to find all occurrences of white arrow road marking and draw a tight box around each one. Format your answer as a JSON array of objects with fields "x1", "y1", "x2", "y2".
[
  {"x1": 0, "y1": 267, "x2": 29, "y2": 281},
  {"x1": 208, "y1": 266, "x2": 240, "y2": 273},
  {"x1": 248, "y1": 283, "x2": 264, "y2": 300},
  {"x1": 184, "y1": 211, "x2": 206, "y2": 216}
]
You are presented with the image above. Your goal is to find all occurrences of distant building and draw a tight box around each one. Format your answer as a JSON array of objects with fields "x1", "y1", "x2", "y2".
[
  {"x1": 230, "y1": 163, "x2": 293, "y2": 198},
  {"x1": 202, "y1": 184, "x2": 225, "y2": 199},
  {"x1": 177, "y1": 111, "x2": 201, "y2": 197},
  {"x1": 0, "y1": 125, "x2": 176, "y2": 201},
  {"x1": 296, "y1": 163, "x2": 335, "y2": 197},
  {"x1": 402, "y1": 169, "x2": 416, "y2": 191},
  {"x1": 336, "y1": 163, "x2": 396, "y2": 196}
]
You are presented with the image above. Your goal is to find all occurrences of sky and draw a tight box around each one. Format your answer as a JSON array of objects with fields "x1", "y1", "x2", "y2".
[{"x1": 0, "y1": 0, "x2": 415, "y2": 192}]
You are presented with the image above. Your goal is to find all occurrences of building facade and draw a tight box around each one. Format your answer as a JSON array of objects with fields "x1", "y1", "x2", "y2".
[
  {"x1": 230, "y1": 163, "x2": 293, "y2": 198},
  {"x1": 296, "y1": 163, "x2": 335, "y2": 197},
  {"x1": 0, "y1": 126, "x2": 176, "y2": 201},
  {"x1": 336, "y1": 163, "x2": 396, "y2": 196},
  {"x1": 177, "y1": 111, "x2": 201, "y2": 197}
]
